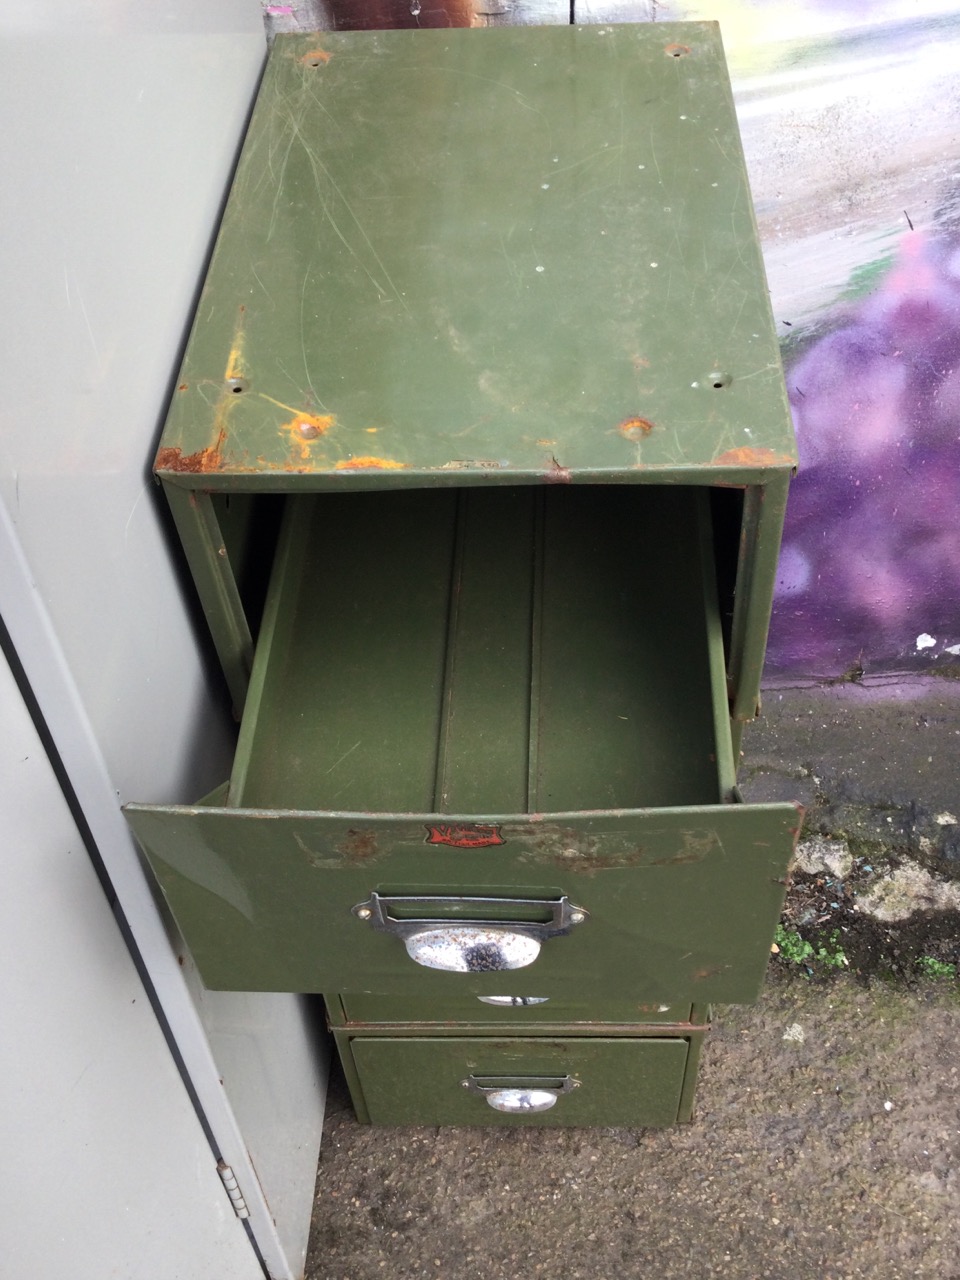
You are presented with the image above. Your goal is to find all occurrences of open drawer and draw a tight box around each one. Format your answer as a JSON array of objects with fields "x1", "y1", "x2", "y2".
[{"x1": 126, "y1": 485, "x2": 799, "y2": 1001}]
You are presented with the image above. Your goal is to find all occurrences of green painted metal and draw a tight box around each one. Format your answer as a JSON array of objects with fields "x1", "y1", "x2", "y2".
[
  {"x1": 156, "y1": 24, "x2": 793, "y2": 491},
  {"x1": 128, "y1": 22, "x2": 800, "y2": 1126},
  {"x1": 232, "y1": 485, "x2": 728, "y2": 815},
  {"x1": 727, "y1": 472, "x2": 791, "y2": 729},
  {"x1": 163, "y1": 485, "x2": 253, "y2": 714},
  {"x1": 676, "y1": 1023, "x2": 705, "y2": 1123},
  {"x1": 344, "y1": 1035, "x2": 691, "y2": 1126},
  {"x1": 151, "y1": 22, "x2": 795, "y2": 734},
  {"x1": 123, "y1": 800, "x2": 798, "y2": 1000},
  {"x1": 336, "y1": 992, "x2": 696, "y2": 1025}
]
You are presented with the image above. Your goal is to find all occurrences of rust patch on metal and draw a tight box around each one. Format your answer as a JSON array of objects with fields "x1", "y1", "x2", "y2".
[
  {"x1": 155, "y1": 428, "x2": 227, "y2": 474},
  {"x1": 283, "y1": 411, "x2": 336, "y2": 460},
  {"x1": 177, "y1": 382, "x2": 188, "y2": 392},
  {"x1": 712, "y1": 447, "x2": 795, "y2": 468},
  {"x1": 336, "y1": 828, "x2": 379, "y2": 861},
  {"x1": 224, "y1": 307, "x2": 246, "y2": 385},
  {"x1": 544, "y1": 455, "x2": 571, "y2": 484},
  {"x1": 425, "y1": 823, "x2": 504, "y2": 849},
  {"x1": 664, "y1": 42, "x2": 691, "y2": 57},
  {"x1": 619, "y1": 416, "x2": 655, "y2": 442},
  {"x1": 333, "y1": 456, "x2": 407, "y2": 471},
  {"x1": 300, "y1": 48, "x2": 332, "y2": 65}
]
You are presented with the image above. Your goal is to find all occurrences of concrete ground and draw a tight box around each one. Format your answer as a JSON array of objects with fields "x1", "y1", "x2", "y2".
[{"x1": 306, "y1": 679, "x2": 960, "y2": 1280}]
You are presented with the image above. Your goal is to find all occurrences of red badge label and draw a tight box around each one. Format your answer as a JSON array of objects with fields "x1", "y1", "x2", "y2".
[{"x1": 425, "y1": 823, "x2": 505, "y2": 849}]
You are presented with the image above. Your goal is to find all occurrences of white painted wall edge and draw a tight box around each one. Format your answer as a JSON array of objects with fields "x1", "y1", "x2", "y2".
[
  {"x1": 0, "y1": 500, "x2": 299, "y2": 1280},
  {"x1": 0, "y1": 637, "x2": 261, "y2": 1278}
]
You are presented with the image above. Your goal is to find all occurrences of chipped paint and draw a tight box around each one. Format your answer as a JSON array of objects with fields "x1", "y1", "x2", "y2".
[
  {"x1": 155, "y1": 428, "x2": 227, "y2": 474},
  {"x1": 158, "y1": 308, "x2": 249, "y2": 475},
  {"x1": 619, "y1": 417, "x2": 655, "y2": 441},
  {"x1": 438, "y1": 459, "x2": 502, "y2": 471},
  {"x1": 544, "y1": 456, "x2": 571, "y2": 484},
  {"x1": 333, "y1": 456, "x2": 407, "y2": 471},
  {"x1": 335, "y1": 828, "x2": 379, "y2": 861},
  {"x1": 224, "y1": 307, "x2": 246, "y2": 385},
  {"x1": 712, "y1": 447, "x2": 795, "y2": 468}
]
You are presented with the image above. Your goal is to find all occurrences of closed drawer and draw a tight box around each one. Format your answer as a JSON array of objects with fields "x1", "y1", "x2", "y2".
[
  {"x1": 335, "y1": 992, "x2": 694, "y2": 1026},
  {"x1": 345, "y1": 1036, "x2": 693, "y2": 1127}
]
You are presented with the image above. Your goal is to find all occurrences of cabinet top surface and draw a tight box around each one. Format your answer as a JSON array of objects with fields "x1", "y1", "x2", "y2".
[{"x1": 157, "y1": 23, "x2": 796, "y2": 489}]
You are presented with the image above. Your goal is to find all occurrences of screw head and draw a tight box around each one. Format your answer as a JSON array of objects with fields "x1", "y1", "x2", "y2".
[
  {"x1": 569, "y1": 911, "x2": 585, "y2": 924},
  {"x1": 355, "y1": 907, "x2": 372, "y2": 920}
]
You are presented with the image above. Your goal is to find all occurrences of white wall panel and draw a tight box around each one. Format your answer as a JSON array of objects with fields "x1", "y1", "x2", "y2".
[
  {"x1": 0, "y1": 646, "x2": 260, "y2": 1280},
  {"x1": 0, "y1": 6, "x2": 328, "y2": 1276}
]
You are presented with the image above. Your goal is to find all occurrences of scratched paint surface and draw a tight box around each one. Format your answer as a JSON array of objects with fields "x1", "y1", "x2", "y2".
[
  {"x1": 157, "y1": 24, "x2": 794, "y2": 487},
  {"x1": 123, "y1": 801, "x2": 798, "y2": 999}
]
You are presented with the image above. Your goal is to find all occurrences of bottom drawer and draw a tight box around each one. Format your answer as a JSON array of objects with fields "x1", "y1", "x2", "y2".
[{"x1": 340, "y1": 1035, "x2": 701, "y2": 1127}]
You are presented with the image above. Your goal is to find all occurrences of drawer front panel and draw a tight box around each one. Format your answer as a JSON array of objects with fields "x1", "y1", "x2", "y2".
[
  {"x1": 125, "y1": 802, "x2": 798, "y2": 1001},
  {"x1": 347, "y1": 1036, "x2": 690, "y2": 1127},
  {"x1": 337, "y1": 993, "x2": 693, "y2": 1026}
]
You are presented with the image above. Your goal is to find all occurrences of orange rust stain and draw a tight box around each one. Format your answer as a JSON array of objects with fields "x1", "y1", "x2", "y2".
[
  {"x1": 224, "y1": 314, "x2": 246, "y2": 384},
  {"x1": 300, "y1": 48, "x2": 332, "y2": 65},
  {"x1": 364, "y1": 427, "x2": 379, "y2": 434},
  {"x1": 333, "y1": 456, "x2": 407, "y2": 471},
  {"x1": 155, "y1": 428, "x2": 227, "y2": 474},
  {"x1": 619, "y1": 416, "x2": 655, "y2": 441},
  {"x1": 177, "y1": 382, "x2": 189, "y2": 392},
  {"x1": 535, "y1": 438, "x2": 557, "y2": 447},
  {"x1": 544, "y1": 456, "x2": 571, "y2": 484},
  {"x1": 712, "y1": 447, "x2": 795, "y2": 468},
  {"x1": 281, "y1": 411, "x2": 336, "y2": 461},
  {"x1": 665, "y1": 42, "x2": 691, "y2": 57}
]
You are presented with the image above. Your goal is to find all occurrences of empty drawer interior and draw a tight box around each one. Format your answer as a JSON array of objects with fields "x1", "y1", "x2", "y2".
[{"x1": 230, "y1": 484, "x2": 733, "y2": 813}]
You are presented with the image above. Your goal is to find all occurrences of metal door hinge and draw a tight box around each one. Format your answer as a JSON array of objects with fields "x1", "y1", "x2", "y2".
[{"x1": 216, "y1": 1161, "x2": 251, "y2": 1219}]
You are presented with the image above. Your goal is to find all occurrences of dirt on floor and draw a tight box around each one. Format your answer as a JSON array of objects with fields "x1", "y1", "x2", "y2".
[
  {"x1": 306, "y1": 682, "x2": 960, "y2": 1280},
  {"x1": 306, "y1": 973, "x2": 960, "y2": 1280}
]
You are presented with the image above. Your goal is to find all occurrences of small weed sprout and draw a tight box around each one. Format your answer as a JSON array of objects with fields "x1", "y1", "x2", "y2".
[
  {"x1": 916, "y1": 956, "x2": 957, "y2": 980},
  {"x1": 774, "y1": 926, "x2": 848, "y2": 972}
]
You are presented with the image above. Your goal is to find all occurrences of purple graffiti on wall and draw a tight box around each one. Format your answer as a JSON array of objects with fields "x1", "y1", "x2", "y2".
[{"x1": 766, "y1": 230, "x2": 960, "y2": 677}]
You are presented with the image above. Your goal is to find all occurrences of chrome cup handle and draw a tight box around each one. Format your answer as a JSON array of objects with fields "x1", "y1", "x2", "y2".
[
  {"x1": 461, "y1": 1075, "x2": 580, "y2": 1112},
  {"x1": 351, "y1": 893, "x2": 588, "y2": 973}
]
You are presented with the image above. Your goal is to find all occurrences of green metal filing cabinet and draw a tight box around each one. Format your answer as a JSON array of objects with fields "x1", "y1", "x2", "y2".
[{"x1": 126, "y1": 23, "x2": 799, "y2": 1126}]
